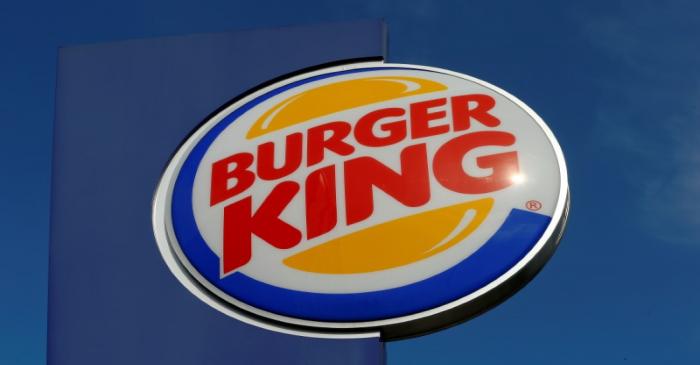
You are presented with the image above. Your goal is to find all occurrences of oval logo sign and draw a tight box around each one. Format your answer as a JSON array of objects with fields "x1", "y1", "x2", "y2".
[{"x1": 153, "y1": 62, "x2": 569, "y2": 339}]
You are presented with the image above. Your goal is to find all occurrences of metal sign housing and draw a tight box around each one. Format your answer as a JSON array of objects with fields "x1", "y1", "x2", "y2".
[{"x1": 153, "y1": 61, "x2": 569, "y2": 339}]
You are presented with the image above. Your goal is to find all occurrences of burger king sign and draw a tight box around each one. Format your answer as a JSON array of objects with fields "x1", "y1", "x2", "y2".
[{"x1": 153, "y1": 62, "x2": 569, "y2": 339}]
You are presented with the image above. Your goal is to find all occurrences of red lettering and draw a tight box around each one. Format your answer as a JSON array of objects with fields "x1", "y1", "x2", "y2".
[
  {"x1": 410, "y1": 98, "x2": 449, "y2": 139},
  {"x1": 222, "y1": 181, "x2": 301, "y2": 274},
  {"x1": 451, "y1": 94, "x2": 500, "y2": 131},
  {"x1": 210, "y1": 152, "x2": 255, "y2": 206},
  {"x1": 257, "y1": 133, "x2": 303, "y2": 180},
  {"x1": 433, "y1": 131, "x2": 518, "y2": 194},
  {"x1": 305, "y1": 165, "x2": 337, "y2": 239},
  {"x1": 354, "y1": 108, "x2": 407, "y2": 147},
  {"x1": 344, "y1": 144, "x2": 430, "y2": 225},
  {"x1": 307, "y1": 121, "x2": 355, "y2": 167}
]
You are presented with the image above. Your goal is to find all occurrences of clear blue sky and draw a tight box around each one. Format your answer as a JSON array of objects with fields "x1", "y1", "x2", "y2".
[{"x1": 1, "y1": 0, "x2": 699, "y2": 364}]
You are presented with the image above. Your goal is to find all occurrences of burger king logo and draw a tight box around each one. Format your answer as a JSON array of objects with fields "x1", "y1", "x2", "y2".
[{"x1": 152, "y1": 62, "x2": 569, "y2": 339}]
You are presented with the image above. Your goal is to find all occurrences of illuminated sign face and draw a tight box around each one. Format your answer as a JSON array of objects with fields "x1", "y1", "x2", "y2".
[{"x1": 153, "y1": 62, "x2": 569, "y2": 339}]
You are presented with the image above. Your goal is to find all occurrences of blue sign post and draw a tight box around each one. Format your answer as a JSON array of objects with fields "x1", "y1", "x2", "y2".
[{"x1": 48, "y1": 20, "x2": 385, "y2": 365}]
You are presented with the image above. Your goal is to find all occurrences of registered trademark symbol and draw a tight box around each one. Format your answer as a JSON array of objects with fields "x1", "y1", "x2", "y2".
[{"x1": 526, "y1": 200, "x2": 542, "y2": 211}]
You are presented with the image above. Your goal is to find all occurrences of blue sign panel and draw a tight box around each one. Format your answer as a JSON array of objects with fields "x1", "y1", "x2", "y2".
[{"x1": 48, "y1": 20, "x2": 385, "y2": 365}]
